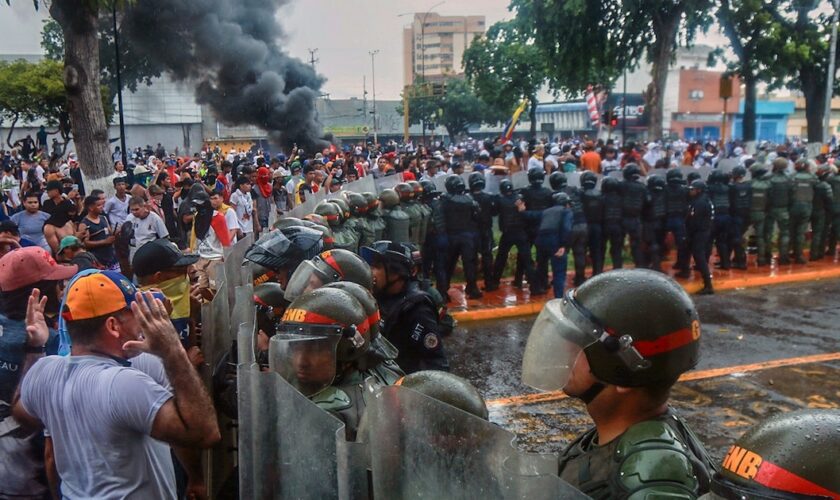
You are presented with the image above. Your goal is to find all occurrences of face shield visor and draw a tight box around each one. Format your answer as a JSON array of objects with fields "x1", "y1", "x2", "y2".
[
  {"x1": 268, "y1": 326, "x2": 341, "y2": 397},
  {"x1": 283, "y1": 258, "x2": 340, "y2": 302},
  {"x1": 521, "y1": 290, "x2": 650, "y2": 391}
]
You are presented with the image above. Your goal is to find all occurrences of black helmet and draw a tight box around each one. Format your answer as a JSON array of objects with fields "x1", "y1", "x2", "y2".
[
  {"x1": 552, "y1": 191, "x2": 571, "y2": 206},
  {"x1": 522, "y1": 269, "x2": 701, "y2": 395},
  {"x1": 580, "y1": 171, "x2": 597, "y2": 189},
  {"x1": 396, "y1": 371, "x2": 489, "y2": 420},
  {"x1": 284, "y1": 248, "x2": 373, "y2": 301},
  {"x1": 444, "y1": 175, "x2": 466, "y2": 195},
  {"x1": 690, "y1": 179, "x2": 707, "y2": 192},
  {"x1": 379, "y1": 188, "x2": 401, "y2": 209},
  {"x1": 395, "y1": 182, "x2": 414, "y2": 202},
  {"x1": 360, "y1": 240, "x2": 415, "y2": 282},
  {"x1": 711, "y1": 409, "x2": 840, "y2": 499},
  {"x1": 499, "y1": 179, "x2": 514, "y2": 196},
  {"x1": 271, "y1": 288, "x2": 370, "y2": 396},
  {"x1": 419, "y1": 181, "x2": 438, "y2": 201},
  {"x1": 686, "y1": 171, "x2": 702, "y2": 184},
  {"x1": 647, "y1": 175, "x2": 666, "y2": 191},
  {"x1": 527, "y1": 167, "x2": 545, "y2": 186},
  {"x1": 274, "y1": 216, "x2": 305, "y2": 230},
  {"x1": 601, "y1": 176, "x2": 620, "y2": 193},
  {"x1": 731, "y1": 165, "x2": 747, "y2": 179},
  {"x1": 623, "y1": 163, "x2": 641, "y2": 181},
  {"x1": 245, "y1": 226, "x2": 324, "y2": 274},
  {"x1": 549, "y1": 171, "x2": 567, "y2": 191},
  {"x1": 314, "y1": 201, "x2": 342, "y2": 228},
  {"x1": 666, "y1": 169, "x2": 684, "y2": 184},
  {"x1": 468, "y1": 172, "x2": 486, "y2": 191}
]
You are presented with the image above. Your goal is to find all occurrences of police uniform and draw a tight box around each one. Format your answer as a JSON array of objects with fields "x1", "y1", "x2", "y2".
[
  {"x1": 581, "y1": 183, "x2": 605, "y2": 276},
  {"x1": 620, "y1": 174, "x2": 646, "y2": 267},
  {"x1": 664, "y1": 174, "x2": 691, "y2": 273},
  {"x1": 564, "y1": 186, "x2": 589, "y2": 286}
]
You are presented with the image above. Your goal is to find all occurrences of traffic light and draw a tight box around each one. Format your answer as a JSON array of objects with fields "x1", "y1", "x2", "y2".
[
  {"x1": 431, "y1": 82, "x2": 447, "y2": 97},
  {"x1": 610, "y1": 113, "x2": 618, "y2": 127}
]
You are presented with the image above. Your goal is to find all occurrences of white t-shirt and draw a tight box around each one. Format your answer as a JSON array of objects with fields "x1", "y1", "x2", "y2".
[
  {"x1": 1, "y1": 174, "x2": 20, "y2": 208},
  {"x1": 126, "y1": 211, "x2": 169, "y2": 260},
  {"x1": 20, "y1": 353, "x2": 176, "y2": 500},
  {"x1": 221, "y1": 207, "x2": 239, "y2": 240},
  {"x1": 196, "y1": 212, "x2": 225, "y2": 260},
  {"x1": 104, "y1": 195, "x2": 130, "y2": 228},
  {"x1": 229, "y1": 190, "x2": 254, "y2": 234}
]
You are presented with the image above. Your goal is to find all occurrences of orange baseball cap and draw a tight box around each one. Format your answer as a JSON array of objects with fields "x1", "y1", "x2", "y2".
[
  {"x1": 62, "y1": 271, "x2": 140, "y2": 321},
  {"x1": 0, "y1": 247, "x2": 78, "y2": 292}
]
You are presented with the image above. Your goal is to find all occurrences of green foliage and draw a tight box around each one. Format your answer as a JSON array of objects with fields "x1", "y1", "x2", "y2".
[
  {"x1": 462, "y1": 20, "x2": 546, "y2": 112},
  {"x1": 397, "y1": 78, "x2": 506, "y2": 140},
  {"x1": 0, "y1": 59, "x2": 66, "y2": 126}
]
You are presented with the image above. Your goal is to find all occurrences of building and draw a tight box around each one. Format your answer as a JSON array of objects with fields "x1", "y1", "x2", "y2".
[
  {"x1": 402, "y1": 13, "x2": 485, "y2": 87},
  {"x1": 783, "y1": 96, "x2": 840, "y2": 140},
  {"x1": 731, "y1": 100, "x2": 795, "y2": 143},
  {"x1": 670, "y1": 68, "x2": 742, "y2": 141}
]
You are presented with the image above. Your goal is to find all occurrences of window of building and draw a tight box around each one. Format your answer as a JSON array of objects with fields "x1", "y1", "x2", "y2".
[{"x1": 688, "y1": 90, "x2": 704, "y2": 100}]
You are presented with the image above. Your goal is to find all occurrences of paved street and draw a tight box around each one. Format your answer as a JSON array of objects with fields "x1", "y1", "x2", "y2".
[{"x1": 446, "y1": 278, "x2": 840, "y2": 461}]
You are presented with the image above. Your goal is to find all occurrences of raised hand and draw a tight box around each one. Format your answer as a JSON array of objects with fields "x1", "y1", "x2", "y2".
[
  {"x1": 124, "y1": 291, "x2": 181, "y2": 358},
  {"x1": 25, "y1": 289, "x2": 50, "y2": 348}
]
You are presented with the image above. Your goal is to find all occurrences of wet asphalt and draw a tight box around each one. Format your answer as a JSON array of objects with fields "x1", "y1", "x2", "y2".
[{"x1": 445, "y1": 278, "x2": 840, "y2": 461}]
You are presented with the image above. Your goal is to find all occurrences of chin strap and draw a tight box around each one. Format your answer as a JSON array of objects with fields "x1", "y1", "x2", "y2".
[{"x1": 577, "y1": 382, "x2": 606, "y2": 404}]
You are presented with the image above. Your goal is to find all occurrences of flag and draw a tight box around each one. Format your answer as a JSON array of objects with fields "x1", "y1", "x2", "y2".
[
  {"x1": 501, "y1": 99, "x2": 529, "y2": 142},
  {"x1": 586, "y1": 85, "x2": 600, "y2": 128}
]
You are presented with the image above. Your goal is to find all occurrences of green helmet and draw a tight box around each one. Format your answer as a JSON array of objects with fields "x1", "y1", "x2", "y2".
[
  {"x1": 271, "y1": 287, "x2": 370, "y2": 396},
  {"x1": 254, "y1": 282, "x2": 287, "y2": 308},
  {"x1": 711, "y1": 409, "x2": 840, "y2": 499},
  {"x1": 772, "y1": 157, "x2": 789, "y2": 172},
  {"x1": 299, "y1": 216, "x2": 335, "y2": 249},
  {"x1": 284, "y1": 248, "x2": 373, "y2": 302},
  {"x1": 314, "y1": 201, "x2": 342, "y2": 228},
  {"x1": 396, "y1": 370, "x2": 489, "y2": 420},
  {"x1": 522, "y1": 269, "x2": 700, "y2": 398},
  {"x1": 407, "y1": 180, "x2": 423, "y2": 199},
  {"x1": 324, "y1": 281, "x2": 380, "y2": 342},
  {"x1": 273, "y1": 217, "x2": 305, "y2": 230},
  {"x1": 344, "y1": 192, "x2": 368, "y2": 216},
  {"x1": 749, "y1": 162, "x2": 769, "y2": 179},
  {"x1": 327, "y1": 197, "x2": 351, "y2": 221},
  {"x1": 379, "y1": 188, "x2": 400, "y2": 209},
  {"x1": 395, "y1": 182, "x2": 413, "y2": 202},
  {"x1": 362, "y1": 192, "x2": 379, "y2": 212}
]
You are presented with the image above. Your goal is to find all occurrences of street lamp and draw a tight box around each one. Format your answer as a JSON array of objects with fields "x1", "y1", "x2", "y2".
[
  {"x1": 823, "y1": 0, "x2": 840, "y2": 144},
  {"x1": 369, "y1": 50, "x2": 379, "y2": 146}
]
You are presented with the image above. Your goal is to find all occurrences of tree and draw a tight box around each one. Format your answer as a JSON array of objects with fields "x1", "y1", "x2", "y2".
[
  {"x1": 711, "y1": 0, "x2": 785, "y2": 142},
  {"x1": 5, "y1": 0, "x2": 115, "y2": 179},
  {"x1": 41, "y1": 16, "x2": 163, "y2": 106},
  {"x1": 397, "y1": 78, "x2": 506, "y2": 142},
  {"x1": 768, "y1": 1, "x2": 840, "y2": 143},
  {"x1": 463, "y1": 20, "x2": 547, "y2": 140},
  {"x1": 0, "y1": 59, "x2": 67, "y2": 147},
  {"x1": 511, "y1": 0, "x2": 712, "y2": 139}
]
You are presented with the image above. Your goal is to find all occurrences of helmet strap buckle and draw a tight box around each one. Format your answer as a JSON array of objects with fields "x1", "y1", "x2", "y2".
[
  {"x1": 600, "y1": 333, "x2": 652, "y2": 372},
  {"x1": 343, "y1": 325, "x2": 365, "y2": 348}
]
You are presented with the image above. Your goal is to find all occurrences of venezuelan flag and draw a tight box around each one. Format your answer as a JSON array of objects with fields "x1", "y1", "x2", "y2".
[{"x1": 501, "y1": 99, "x2": 529, "y2": 142}]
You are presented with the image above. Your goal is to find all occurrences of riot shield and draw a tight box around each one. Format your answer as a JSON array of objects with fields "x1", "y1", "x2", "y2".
[
  {"x1": 202, "y1": 283, "x2": 231, "y2": 378},
  {"x1": 375, "y1": 173, "x2": 404, "y2": 191},
  {"x1": 238, "y1": 364, "x2": 345, "y2": 499},
  {"x1": 432, "y1": 175, "x2": 448, "y2": 194},
  {"x1": 511, "y1": 170, "x2": 529, "y2": 190},
  {"x1": 368, "y1": 385, "x2": 586, "y2": 499},
  {"x1": 223, "y1": 233, "x2": 253, "y2": 305},
  {"x1": 566, "y1": 171, "x2": 581, "y2": 188}
]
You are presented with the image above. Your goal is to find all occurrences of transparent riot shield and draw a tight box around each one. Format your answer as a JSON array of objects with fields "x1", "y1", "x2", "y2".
[
  {"x1": 511, "y1": 170, "x2": 529, "y2": 190},
  {"x1": 650, "y1": 167, "x2": 669, "y2": 180},
  {"x1": 566, "y1": 171, "x2": 581, "y2": 188},
  {"x1": 375, "y1": 173, "x2": 404, "y2": 191},
  {"x1": 202, "y1": 282, "x2": 231, "y2": 378},
  {"x1": 501, "y1": 454, "x2": 590, "y2": 499},
  {"x1": 223, "y1": 233, "x2": 253, "y2": 305},
  {"x1": 238, "y1": 364, "x2": 345, "y2": 499},
  {"x1": 432, "y1": 175, "x2": 448, "y2": 194},
  {"x1": 368, "y1": 385, "x2": 587, "y2": 499}
]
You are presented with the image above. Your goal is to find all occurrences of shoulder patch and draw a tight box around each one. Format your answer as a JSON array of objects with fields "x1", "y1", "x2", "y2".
[
  {"x1": 423, "y1": 333, "x2": 440, "y2": 350},
  {"x1": 311, "y1": 386, "x2": 352, "y2": 411}
]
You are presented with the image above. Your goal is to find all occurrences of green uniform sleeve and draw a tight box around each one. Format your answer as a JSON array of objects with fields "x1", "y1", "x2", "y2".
[{"x1": 616, "y1": 421, "x2": 702, "y2": 500}]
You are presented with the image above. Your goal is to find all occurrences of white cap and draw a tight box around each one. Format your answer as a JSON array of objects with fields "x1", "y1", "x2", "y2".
[
  {"x1": 550, "y1": 146, "x2": 560, "y2": 155},
  {"x1": 734, "y1": 147, "x2": 744, "y2": 156}
]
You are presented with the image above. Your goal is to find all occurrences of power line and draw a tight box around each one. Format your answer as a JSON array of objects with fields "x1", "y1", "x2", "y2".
[{"x1": 307, "y1": 48, "x2": 319, "y2": 71}]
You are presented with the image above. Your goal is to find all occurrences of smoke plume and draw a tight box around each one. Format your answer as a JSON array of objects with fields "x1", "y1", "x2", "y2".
[{"x1": 121, "y1": 0, "x2": 327, "y2": 150}]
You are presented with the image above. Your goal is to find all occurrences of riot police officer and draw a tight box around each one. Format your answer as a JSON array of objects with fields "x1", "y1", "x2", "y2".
[
  {"x1": 271, "y1": 286, "x2": 404, "y2": 439},
  {"x1": 521, "y1": 269, "x2": 715, "y2": 498},
  {"x1": 552, "y1": 172, "x2": 588, "y2": 286},
  {"x1": 748, "y1": 162, "x2": 771, "y2": 266},
  {"x1": 362, "y1": 191, "x2": 386, "y2": 241},
  {"x1": 601, "y1": 177, "x2": 625, "y2": 269},
  {"x1": 767, "y1": 158, "x2": 793, "y2": 265},
  {"x1": 327, "y1": 197, "x2": 360, "y2": 253},
  {"x1": 664, "y1": 169, "x2": 690, "y2": 273},
  {"x1": 379, "y1": 188, "x2": 411, "y2": 244},
  {"x1": 519, "y1": 192, "x2": 572, "y2": 297},
  {"x1": 395, "y1": 182, "x2": 423, "y2": 246},
  {"x1": 284, "y1": 248, "x2": 373, "y2": 302},
  {"x1": 517, "y1": 167, "x2": 553, "y2": 287},
  {"x1": 419, "y1": 180, "x2": 441, "y2": 280},
  {"x1": 729, "y1": 166, "x2": 751, "y2": 269},
  {"x1": 620, "y1": 164, "x2": 646, "y2": 267},
  {"x1": 680, "y1": 180, "x2": 714, "y2": 294},
  {"x1": 826, "y1": 163, "x2": 840, "y2": 256},
  {"x1": 361, "y1": 241, "x2": 450, "y2": 374},
  {"x1": 580, "y1": 171, "x2": 605, "y2": 277},
  {"x1": 642, "y1": 175, "x2": 667, "y2": 272},
  {"x1": 469, "y1": 172, "x2": 500, "y2": 291},
  {"x1": 344, "y1": 191, "x2": 376, "y2": 249},
  {"x1": 707, "y1": 170, "x2": 733, "y2": 269},
  {"x1": 493, "y1": 179, "x2": 534, "y2": 287},
  {"x1": 811, "y1": 163, "x2": 834, "y2": 260},
  {"x1": 436, "y1": 175, "x2": 483, "y2": 299},
  {"x1": 707, "y1": 409, "x2": 840, "y2": 499},
  {"x1": 409, "y1": 180, "x2": 431, "y2": 255},
  {"x1": 244, "y1": 225, "x2": 325, "y2": 287},
  {"x1": 790, "y1": 159, "x2": 817, "y2": 264}
]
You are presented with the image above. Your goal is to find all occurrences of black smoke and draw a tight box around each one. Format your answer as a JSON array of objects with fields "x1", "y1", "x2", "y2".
[{"x1": 121, "y1": 0, "x2": 327, "y2": 150}]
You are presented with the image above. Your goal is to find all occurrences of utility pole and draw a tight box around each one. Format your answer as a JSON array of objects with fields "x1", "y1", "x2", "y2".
[
  {"x1": 362, "y1": 76, "x2": 369, "y2": 141},
  {"x1": 823, "y1": 0, "x2": 840, "y2": 144},
  {"x1": 621, "y1": 67, "x2": 627, "y2": 144},
  {"x1": 308, "y1": 48, "x2": 319, "y2": 71},
  {"x1": 370, "y1": 50, "x2": 379, "y2": 145},
  {"x1": 112, "y1": 2, "x2": 127, "y2": 168}
]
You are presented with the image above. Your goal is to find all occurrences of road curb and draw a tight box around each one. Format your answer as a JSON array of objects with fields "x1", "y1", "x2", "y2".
[{"x1": 451, "y1": 265, "x2": 840, "y2": 323}]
